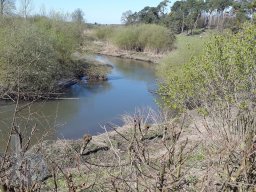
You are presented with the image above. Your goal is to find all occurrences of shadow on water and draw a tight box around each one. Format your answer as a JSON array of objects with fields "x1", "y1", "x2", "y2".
[{"x1": 0, "y1": 55, "x2": 159, "y2": 150}]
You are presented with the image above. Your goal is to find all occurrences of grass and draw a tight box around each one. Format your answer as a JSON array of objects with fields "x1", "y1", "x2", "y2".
[
  {"x1": 157, "y1": 31, "x2": 211, "y2": 78},
  {"x1": 94, "y1": 26, "x2": 115, "y2": 40},
  {"x1": 111, "y1": 24, "x2": 175, "y2": 53},
  {"x1": 90, "y1": 24, "x2": 176, "y2": 54}
]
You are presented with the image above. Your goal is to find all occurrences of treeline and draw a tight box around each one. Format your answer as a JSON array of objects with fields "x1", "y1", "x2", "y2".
[
  {"x1": 0, "y1": 1, "x2": 87, "y2": 100},
  {"x1": 122, "y1": 0, "x2": 256, "y2": 33}
]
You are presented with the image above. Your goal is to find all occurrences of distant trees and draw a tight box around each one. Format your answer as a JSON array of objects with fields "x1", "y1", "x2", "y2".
[
  {"x1": 121, "y1": 0, "x2": 170, "y2": 25},
  {"x1": 19, "y1": 0, "x2": 33, "y2": 20},
  {"x1": 71, "y1": 8, "x2": 85, "y2": 24},
  {"x1": 122, "y1": 0, "x2": 256, "y2": 33}
]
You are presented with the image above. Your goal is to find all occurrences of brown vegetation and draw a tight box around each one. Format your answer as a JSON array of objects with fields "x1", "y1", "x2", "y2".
[{"x1": 1, "y1": 107, "x2": 255, "y2": 191}]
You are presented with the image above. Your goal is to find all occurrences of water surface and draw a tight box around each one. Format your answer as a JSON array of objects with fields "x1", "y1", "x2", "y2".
[{"x1": 0, "y1": 55, "x2": 158, "y2": 149}]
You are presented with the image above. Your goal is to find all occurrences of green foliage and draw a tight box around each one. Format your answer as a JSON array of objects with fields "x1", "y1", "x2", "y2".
[
  {"x1": 158, "y1": 23, "x2": 256, "y2": 111},
  {"x1": 33, "y1": 16, "x2": 82, "y2": 63},
  {"x1": 121, "y1": 1, "x2": 169, "y2": 25},
  {"x1": 131, "y1": 0, "x2": 255, "y2": 34},
  {"x1": 0, "y1": 15, "x2": 84, "y2": 97},
  {"x1": 0, "y1": 23, "x2": 58, "y2": 93},
  {"x1": 111, "y1": 24, "x2": 175, "y2": 53}
]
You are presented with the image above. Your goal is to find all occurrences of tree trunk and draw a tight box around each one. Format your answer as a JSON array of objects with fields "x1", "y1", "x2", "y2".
[
  {"x1": 193, "y1": 13, "x2": 201, "y2": 33},
  {"x1": 181, "y1": 12, "x2": 185, "y2": 33}
]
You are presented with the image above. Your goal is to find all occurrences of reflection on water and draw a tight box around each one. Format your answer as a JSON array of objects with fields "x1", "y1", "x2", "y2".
[{"x1": 0, "y1": 55, "x2": 158, "y2": 150}]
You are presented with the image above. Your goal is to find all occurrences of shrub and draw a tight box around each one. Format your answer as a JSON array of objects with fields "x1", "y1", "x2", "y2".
[
  {"x1": 111, "y1": 26, "x2": 140, "y2": 50},
  {"x1": 0, "y1": 23, "x2": 59, "y2": 95},
  {"x1": 158, "y1": 22, "x2": 256, "y2": 111},
  {"x1": 0, "y1": 17, "x2": 84, "y2": 98},
  {"x1": 33, "y1": 16, "x2": 83, "y2": 64},
  {"x1": 111, "y1": 24, "x2": 175, "y2": 53}
]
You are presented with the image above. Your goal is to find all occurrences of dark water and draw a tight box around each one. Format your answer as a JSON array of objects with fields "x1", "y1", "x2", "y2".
[{"x1": 0, "y1": 55, "x2": 158, "y2": 149}]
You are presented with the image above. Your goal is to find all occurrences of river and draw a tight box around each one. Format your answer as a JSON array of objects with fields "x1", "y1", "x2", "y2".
[{"x1": 0, "y1": 55, "x2": 158, "y2": 150}]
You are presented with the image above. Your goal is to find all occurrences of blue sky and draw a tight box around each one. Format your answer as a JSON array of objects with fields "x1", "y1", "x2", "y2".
[{"x1": 23, "y1": 0, "x2": 174, "y2": 24}]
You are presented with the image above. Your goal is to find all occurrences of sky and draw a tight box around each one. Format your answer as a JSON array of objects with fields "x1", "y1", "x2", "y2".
[{"x1": 23, "y1": 0, "x2": 173, "y2": 24}]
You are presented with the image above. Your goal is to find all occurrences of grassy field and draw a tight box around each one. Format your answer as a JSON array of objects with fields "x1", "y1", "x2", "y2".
[{"x1": 157, "y1": 31, "x2": 211, "y2": 78}]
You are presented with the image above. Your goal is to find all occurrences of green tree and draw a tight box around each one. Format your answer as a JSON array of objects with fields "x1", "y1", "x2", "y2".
[
  {"x1": 121, "y1": 10, "x2": 135, "y2": 25},
  {"x1": 170, "y1": 0, "x2": 188, "y2": 33},
  {"x1": 124, "y1": 0, "x2": 169, "y2": 25}
]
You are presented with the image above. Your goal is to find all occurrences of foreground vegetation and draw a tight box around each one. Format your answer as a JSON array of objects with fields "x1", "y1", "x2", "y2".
[
  {"x1": 159, "y1": 23, "x2": 256, "y2": 111},
  {"x1": 1, "y1": 106, "x2": 255, "y2": 191},
  {"x1": 157, "y1": 22, "x2": 256, "y2": 190}
]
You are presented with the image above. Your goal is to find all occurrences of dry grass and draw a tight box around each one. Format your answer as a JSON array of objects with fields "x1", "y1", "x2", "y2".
[{"x1": 1, "y1": 106, "x2": 255, "y2": 191}]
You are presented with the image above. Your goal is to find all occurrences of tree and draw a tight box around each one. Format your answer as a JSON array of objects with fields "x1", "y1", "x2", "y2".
[
  {"x1": 122, "y1": 1, "x2": 170, "y2": 25},
  {"x1": 168, "y1": 0, "x2": 206, "y2": 34},
  {"x1": 157, "y1": 0, "x2": 169, "y2": 16},
  {"x1": 138, "y1": 6, "x2": 160, "y2": 24},
  {"x1": 185, "y1": 0, "x2": 205, "y2": 34},
  {"x1": 121, "y1": 10, "x2": 134, "y2": 25},
  {"x1": 19, "y1": 0, "x2": 33, "y2": 20},
  {"x1": 71, "y1": 8, "x2": 85, "y2": 24},
  {"x1": 0, "y1": 0, "x2": 15, "y2": 16},
  {"x1": 171, "y1": 0, "x2": 188, "y2": 33}
]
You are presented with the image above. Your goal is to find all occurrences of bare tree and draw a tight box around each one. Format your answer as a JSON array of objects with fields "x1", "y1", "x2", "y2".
[
  {"x1": 71, "y1": 8, "x2": 85, "y2": 24},
  {"x1": 0, "y1": 0, "x2": 15, "y2": 16},
  {"x1": 19, "y1": 0, "x2": 33, "y2": 20}
]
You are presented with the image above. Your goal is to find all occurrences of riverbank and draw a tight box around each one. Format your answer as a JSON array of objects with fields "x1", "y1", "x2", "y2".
[
  {"x1": 0, "y1": 54, "x2": 113, "y2": 101},
  {"x1": 28, "y1": 114, "x2": 193, "y2": 191},
  {"x1": 82, "y1": 38, "x2": 167, "y2": 64},
  {"x1": 1, "y1": 108, "x2": 256, "y2": 191}
]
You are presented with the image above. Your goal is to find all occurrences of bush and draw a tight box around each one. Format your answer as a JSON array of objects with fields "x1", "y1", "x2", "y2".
[
  {"x1": 111, "y1": 24, "x2": 175, "y2": 53},
  {"x1": 159, "y1": 22, "x2": 256, "y2": 111},
  {"x1": 0, "y1": 16, "x2": 84, "y2": 98},
  {"x1": 33, "y1": 16, "x2": 83, "y2": 64},
  {"x1": 0, "y1": 23, "x2": 59, "y2": 95},
  {"x1": 111, "y1": 26, "x2": 140, "y2": 50}
]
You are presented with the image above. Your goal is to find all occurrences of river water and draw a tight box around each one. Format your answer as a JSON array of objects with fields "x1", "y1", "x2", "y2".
[{"x1": 0, "y1": 55, "x2": 158, "y2": 149}]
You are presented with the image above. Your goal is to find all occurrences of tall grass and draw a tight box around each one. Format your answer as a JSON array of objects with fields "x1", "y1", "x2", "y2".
[
  {"x1": 94, "y1": 26, "x2": 115, "y2": 40},
  {"x1": 111, "y1": 24, "x2": 175, "y2": 54},
  {"x1": 157, "y1": 32, "x2": 210, "y2": 78}
]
